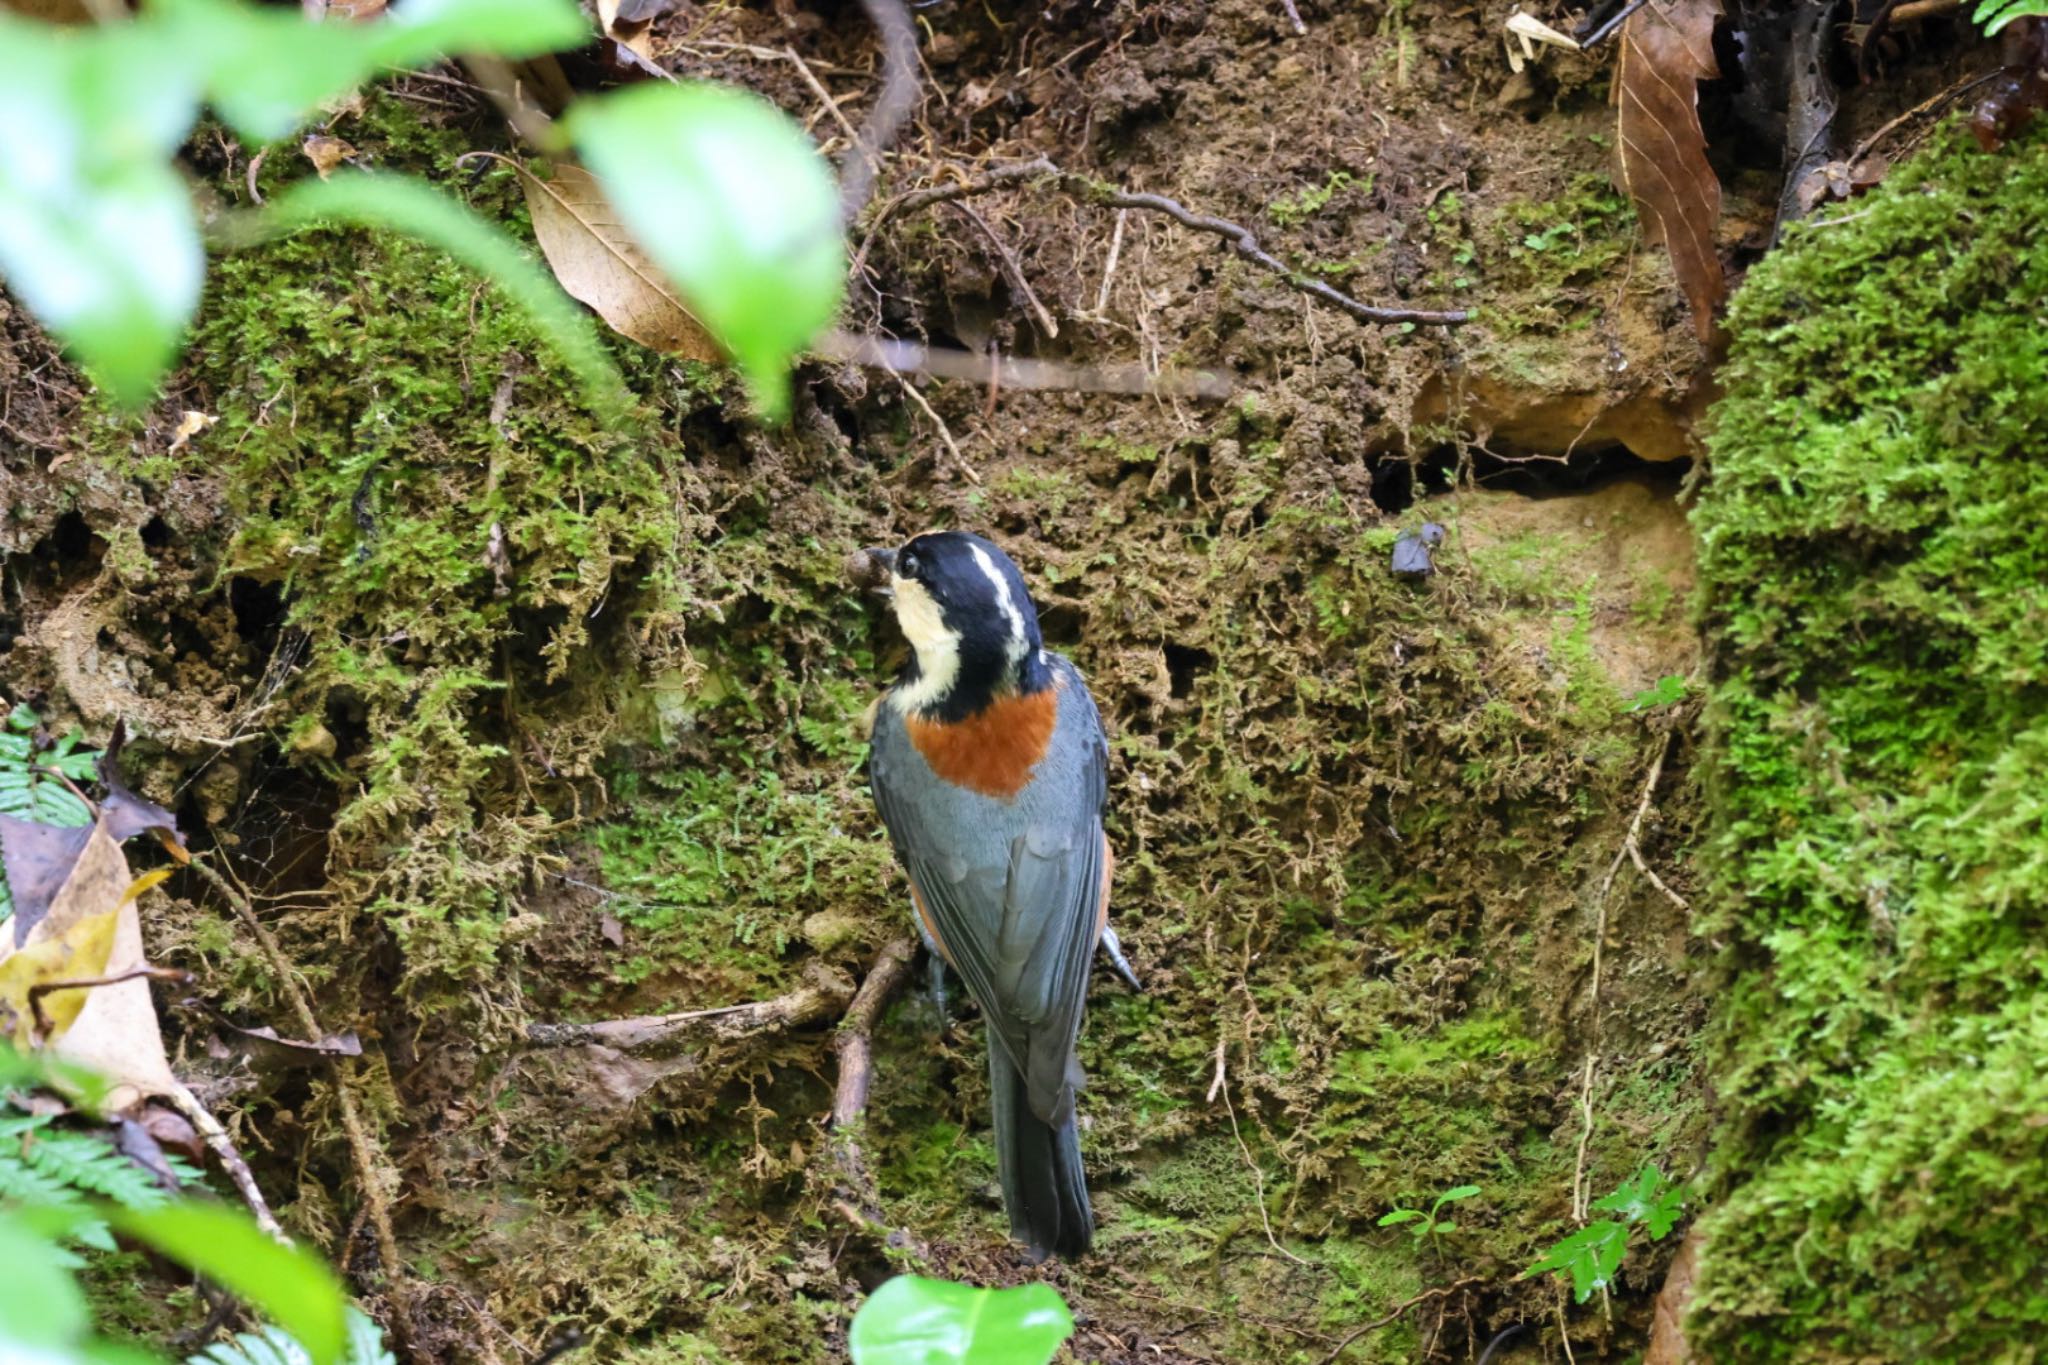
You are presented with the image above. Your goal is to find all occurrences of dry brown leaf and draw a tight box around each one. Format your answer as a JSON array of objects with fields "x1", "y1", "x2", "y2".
[
  {"x1": 504, "y1": 158, "x2": 721, "y2": 362},
  {"x1": 0, "y1": 820, "x2": 179, "y2": 1111},
  {"x1": 1644, "y1": 1225, "x2": 1705, "y2": 1364},
  {"x1": 300, "y1": 134, "x2": 359, "y2": 180},
  {"x1": 166, "y1": 408, "x2": 215, "y2": 454},
  {"x1": 596, "y1": 0, "x2": 656, "y2": 62},
  {"x1": 1616, "y1": 0, "x2": 1724, "y2": 343},
  {"x1": 0, "y1": 0, "x2": 93, "y2": 22}
]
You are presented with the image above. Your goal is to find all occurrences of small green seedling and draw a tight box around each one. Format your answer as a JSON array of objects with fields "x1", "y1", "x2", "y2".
[
  {"x1": 1377, "y1": 1183, "x2": 1480, "y2": 1258},
  {"x1": 1624, "y1": 673, "x2": 1690, "y2": 713},
  {"x1": 1522, "y1": 1165, "x2": 1684, "y2": 1303}
]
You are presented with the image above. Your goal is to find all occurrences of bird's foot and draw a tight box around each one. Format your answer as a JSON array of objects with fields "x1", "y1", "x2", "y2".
[{"x1": 1098, "y1": 926, "x2": 1142, "y2": 991}]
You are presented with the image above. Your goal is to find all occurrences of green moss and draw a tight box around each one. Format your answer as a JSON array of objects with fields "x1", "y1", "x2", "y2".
[{"x1": 1691, "y1": 126, "x2": 2048, "y2": 1356}]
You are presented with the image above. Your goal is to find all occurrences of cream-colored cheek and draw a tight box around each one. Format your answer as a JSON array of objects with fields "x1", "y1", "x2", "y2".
[{"x1": 892, "y1": 576, "x2": 951, "y2": 651}]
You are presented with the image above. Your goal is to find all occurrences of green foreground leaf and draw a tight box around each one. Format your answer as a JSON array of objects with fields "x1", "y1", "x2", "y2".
[
  {"x1": 158, "y1": 0, "x2": 588, "y2": 143},
  {"x1": 111, "y1": 1203, "x2": 347, "y2": 1365},
  {"x1": 567, "y1": 81, "x2": 844, "y2": 419},
  {"x1": 849, "y1": 1276, "x2": 1074, "y2": 1365},
  {"x1": 0, "y1": 18, "x2": 203, "y2": 405}
]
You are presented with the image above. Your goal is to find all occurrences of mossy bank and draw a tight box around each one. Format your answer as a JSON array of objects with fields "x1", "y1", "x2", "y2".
[{"x1": 1691, "y1": 123, "x2": 2048, "y2": 1357}]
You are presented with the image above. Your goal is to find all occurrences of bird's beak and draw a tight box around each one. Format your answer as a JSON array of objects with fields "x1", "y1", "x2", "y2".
[{"x1": 856, "y1": 546, "x2": 897, "y2": 598}]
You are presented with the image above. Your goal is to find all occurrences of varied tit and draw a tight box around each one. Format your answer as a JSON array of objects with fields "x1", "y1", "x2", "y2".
[{"x1": 857, "y1": 530, "x2": 1136, "y2": 1262}]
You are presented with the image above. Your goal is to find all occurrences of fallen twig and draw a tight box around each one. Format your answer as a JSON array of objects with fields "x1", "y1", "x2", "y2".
[
  {"x1": 889, "y1": 372, "x2": 981, "y2": 485},
  {"x1": 1572, "y1": 730, "x2": 1682, "y2": 1219},
  {"x1": 185, "y1": 854, "x2": 418, "y2": 1349},
  {"x1": 858, "y1": 156, "x2": 1470, "y2": 327},
  {"x1": 831, "y1": 937, "x2": 917, "y2": 1128},
  {"x1": 947, "y1": 201, "x2": 1058, "y2": 338},
  {"x1": 28, "y1": 965, "x2": 189, "y2": 1044},
  {"x1": 819, "y1": 330, "x2": 1232, "y2": 400},
  {"x1": 525, "y1": 975, "x2": 854, "y2": 1052},
  {"x1": 824, "y1": 940, "x2": 917, "y2": 1244},
  {"x1": 1318, "y1": 1277, "x2": 1486, "y2": 1364}
]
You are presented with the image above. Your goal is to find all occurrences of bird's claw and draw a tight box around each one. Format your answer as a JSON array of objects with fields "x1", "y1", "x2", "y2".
[{"x1": 1098, "y1": 926, "x2": 1142, "y2": 992}]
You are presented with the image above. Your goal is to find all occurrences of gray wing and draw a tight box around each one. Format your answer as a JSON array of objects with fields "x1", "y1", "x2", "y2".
[{"x1": 871, "y1": 662, "x2": 1108, "y2": 1125}]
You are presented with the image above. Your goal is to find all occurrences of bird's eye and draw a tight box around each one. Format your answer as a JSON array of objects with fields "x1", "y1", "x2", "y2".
[{"x1": 899, "y1": 552, "x2": 921, "y2": 577}]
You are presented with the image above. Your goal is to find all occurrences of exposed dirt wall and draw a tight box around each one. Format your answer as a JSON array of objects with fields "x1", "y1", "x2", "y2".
[{"x1": 0, "y1": 1, "x2": 1786, "y2": 1360}]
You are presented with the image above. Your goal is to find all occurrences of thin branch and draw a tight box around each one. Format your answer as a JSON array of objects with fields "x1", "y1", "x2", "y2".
[
  {"x1": 783, "y1": 45, "x2": 863, "y2": 151},
  {"x1": 1572, "y1": 732, "x2": 1679, "y2": 1219},
  {"x1": 1278, "y1": 0, "x2": 1307, "y2": 35},
  {"x1": 525, "y1": 976, "x2": 853, "y2": 1052},
  {"x1": 818, "y1": 330, "x2": 1232, "y2": 401},
  {"x1": 889, "y1": 371, "x2": 982, "y2": 485},
  {"x1": 159, "y1": 1081, "x2": 289, "y2": 1245},
  {"x1": 1318, "y1": 1278, "x2": 1486, "y2": 1364},
  {"x1": 839, "y1": 0, "x2": 920, "y2": 222},
  {"x1": 184, "y1": 854, "x2": 418, "y2": 1349},
  {"x1": 830, "y1": 936, "x2": 917, "y2": 1127},
  {"x1": 858, "y1": 156, "x2": 1471, "y2": 327},
  {"x1": 1576, "y1": 0, "x2": 1649, "y2": 49},
  {"x1": 947, "y1": 201, "x2": 1058, "y2": 338}
]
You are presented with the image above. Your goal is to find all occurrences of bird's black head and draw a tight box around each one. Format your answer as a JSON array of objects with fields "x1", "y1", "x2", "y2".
[{"x1": 870, "y1": 531, "x2": 1049, "y2": 718}]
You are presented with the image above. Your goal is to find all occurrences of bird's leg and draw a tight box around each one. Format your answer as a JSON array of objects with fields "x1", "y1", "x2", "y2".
[
  {"x1": 914, "y1": 920, "x2": 951, "y2": 1026},
  {"x1": 1098, "y1": 926, "x2": 1142, "y2": 991}
]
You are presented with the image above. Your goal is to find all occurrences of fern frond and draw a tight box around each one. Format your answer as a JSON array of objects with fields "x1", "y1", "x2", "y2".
[{"x1": 22, "y1": 1127, "x2": 172, "y2": 1210}]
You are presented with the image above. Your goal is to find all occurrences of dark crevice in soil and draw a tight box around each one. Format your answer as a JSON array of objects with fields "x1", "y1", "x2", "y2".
[{"x1": 1372, "y1": 444, "x2": 1693, "y2": 513}]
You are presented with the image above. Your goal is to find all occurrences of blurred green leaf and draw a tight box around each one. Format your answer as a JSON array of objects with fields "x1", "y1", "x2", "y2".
[
  {"x1": 252, "y1": 171, "x2": 627, "y2": 414},
  {"x1": 369, "y1": 0, "x2": 588, "y2": 69},
  {"x1": 0, "y1": 17, "x2": 203, "y2": 405},
  {"x1": 567, "y1": 82, "x2": 843, "y2": 418},
  {"x1": 0, "y1": 1212, "x2": 91, "y2": 1348},
  {"x1": 111, "y1": 1203, "x2": 347, "y2": 1365},
  {"x1": 158, "y1": 0, "x2": 586, "y2": 143},
  {"x1": 849, "y1": 1276, "x2": 1073, "y2": 1365}
]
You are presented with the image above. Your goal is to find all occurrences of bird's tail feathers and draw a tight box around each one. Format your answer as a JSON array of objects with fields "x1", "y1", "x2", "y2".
[{"x1": 989, "y1": 1043, "x2": 1092, "y2": 1261}]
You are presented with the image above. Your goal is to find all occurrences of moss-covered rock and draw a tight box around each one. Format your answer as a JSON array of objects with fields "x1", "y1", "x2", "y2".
[{"x1": 1692, "y1": 125, "x2": 2048, "y2": 1356}]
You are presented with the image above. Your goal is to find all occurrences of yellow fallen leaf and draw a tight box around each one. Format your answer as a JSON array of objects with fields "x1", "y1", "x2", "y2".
[
  {"x1": 0, "y1": 821, "x2": 178, "y2": 1109},
  {"x1": 166, "y1": 409, "x2": 216, "y2": 455},
  {"x1": 301, "y1": 134, "x2": 359, "y2": 180}
]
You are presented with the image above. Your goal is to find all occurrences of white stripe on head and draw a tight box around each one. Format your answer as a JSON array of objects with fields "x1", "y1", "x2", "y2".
[{"x1": 969, "y1": 543, "x2": 1030, "y2": 664}]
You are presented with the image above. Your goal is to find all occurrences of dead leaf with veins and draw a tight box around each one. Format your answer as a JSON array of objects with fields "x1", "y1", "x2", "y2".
[
  {"x1": 476, "y1": 154, "x2": 721, "y2": 362},
  {"x1": 1616, "y1": 0, "x2": 1724, "y2": 343}
]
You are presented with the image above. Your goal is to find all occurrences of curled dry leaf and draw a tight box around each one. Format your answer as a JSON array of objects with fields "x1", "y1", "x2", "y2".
[
  {"x1": 301, "y1": 134, "x2": 360, "y2": 180},
  {"x1": 1616, "y1": 0, "x2": 1724, "y2": 343},
  {"x1": 486, "y1": 155, "x2": 721, "y2": 363},
  {"x1": 0, "y1": 821, "x2": 178, "y2": 1112},
  {"x1": 166, "y1": 408, "x2": 216, "y2": 455}
]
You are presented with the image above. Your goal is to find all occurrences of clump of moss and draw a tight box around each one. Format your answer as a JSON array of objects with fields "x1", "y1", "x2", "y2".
[{"x1": 1691, "y1": 125, "x2": 2048, "y2": 1356}]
